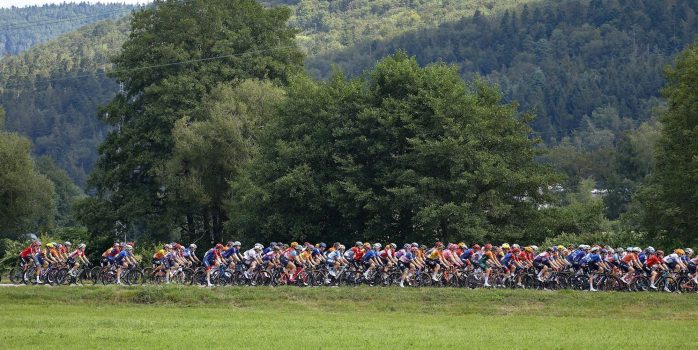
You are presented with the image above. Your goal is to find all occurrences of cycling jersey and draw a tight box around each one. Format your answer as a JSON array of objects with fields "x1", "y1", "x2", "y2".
[
  {"x1": 20, "y1": 246, "x2": 34, "y2": 258},
  {"x1": 567, "y1": 249, "x2": 585, "y2": 265},
  {"x1": 533, "y1": 252, "x2": 550, "y2": 263},
  {"x1": 663, "y1": 253, "x2": 680, "y2": 265},
  {"x1": 115, "y1": 250, "x2": 131, "y2": 264},
  {"x1": 399, "y1": 251, "x2": 414, "y2": 264},
  {"x1": 362, "y1": 250, "x2": 377, "y2": 263},
  {"x1": 153, "y1": 249, "x2": 166, "y2": 260},
  {"x1": 501, "y1": 252, "x2": 513, "y2": 266},
  {"x1": 243, "y1": 249, "x2": 258, "y2": 263},
  {"x1": 645, "y1": 255, "x2": 661, "y2": 268},
  {"x1": 460, "y1": 249, "x2": 474, "y2": 261},
  {"x1": 582, "y1": 253, "x2": 602, "y2": 266},
  {"x1": 343, "y1": 249, "x2": 355, "y2": 260},
  {"x1": 427, "y1": 249, "x2": 441, "y2": 260},
  {"x1": 326, "y1": 250, "x2": 342, "y2": 263},
  {"x1": 182, "y1": 248, "x2": 193, "y2": 258},
  {"x1": 311, "y1": 248, "x2": 322, "y2": 258},
  {"x1": 221, "y1": 246, "x2": 239, "y2": 259},
  {"x1": 68, "y1": 249, "x2": 85, "y2": 259}
]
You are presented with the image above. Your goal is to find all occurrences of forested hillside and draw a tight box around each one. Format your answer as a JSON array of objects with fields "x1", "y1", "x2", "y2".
[
  {"x1": 0, "y1": 2, "x2": 137, "y2": 56},
  {"x1": 0, "y1": 19, "x2": 130, "y2": 185},
  {"x1": 308, "y1": 0, "x2": 698, "y2": 139},
  {"x1": 262, "y1": 0, "x2": 526, "y2": 55}
]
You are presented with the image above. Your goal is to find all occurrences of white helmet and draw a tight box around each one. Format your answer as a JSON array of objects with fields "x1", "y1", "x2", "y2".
[
  {"x1": 189, "y1": 243, "x2": 197, "y2": 249},
  {"x1": 373, "y1": 243, "x2": 382, "y2": 249},
  {"x1": 233, "y1": 241, "x2": 241, "y2": 246},
  {"x1": 512, "y1": 244, "x2": 520, "y2": 250},
  {"x1": 254, "y1": 243, "x2": 263, "y2": 250},
  {"x1": 530, "y1": 245, "x2": 539, "y2": 251},
  {"x1": 64, "y1": 241, "x2": 72, "y2": 246},
  {"x1": 646, "y1": 246, "x2": 655, "y2": 254},
  {"x1": 686, "y1": 248, "x2": 694, "y2": 256},
  {"x1": 78, "y1": 243, "x2": 86, "y2": 249}
]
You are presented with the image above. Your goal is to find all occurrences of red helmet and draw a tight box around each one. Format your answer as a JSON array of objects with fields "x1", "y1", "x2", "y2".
[
  {"x1": 473, "y1": 244, "x2": 481, "y2": 250},
  {"x1": 215, "y1": 243, "x2": 224, "y2": 250},
  {"x1": 484, "y1": 244, "x2": 492, "y2": 250},
  {"x1": 435, "y1": 241, "x2": 443, "y2": 247}
]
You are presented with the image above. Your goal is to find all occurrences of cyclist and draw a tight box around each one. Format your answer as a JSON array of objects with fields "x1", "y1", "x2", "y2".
[
  {"x1": 425, "y1": 243, "x2": 448, "y2": 282},
  {"x1": 663, "y1": 249, "x2": 687, "y2": 272},
  {"x1": 397, "y1": 244, "x2": 415, "y2": 288},
  {"x1": 203, "y1": 244, "x2": 224, "y2": 287},
  {"x1": 583, "y1": 247, "x2": 603, "y2": 292},
  {"x1": 620, "y1": 247, "x2": 641, "y2": 284},
  {"x1": 478, "y1": 244, "x2": 500, "y2": 287},
  {"x1": 60, "y1": 242, "x2": 72, "y2": 260},
  {"x1": 45, "y1": 242, "x2": 62, "y2": 265},
  {"x1": 67, "y1": 243, "x2": 89, "y2": 277},
  {"x1": 221, "y1": 241, "x2": 242, "y2": 269},
  {"x1": 379, "y1": 243, "x2": 398, "y2": 279},
  {"x1": 281, "y1": 244, "x2": 303, "y2": 283},
  {"x1": 114, "y1": 244, "x2": 137, "y2": 285},
  {"x1": 101, "y1": 243, "x2": 121, "y2": 266},
  {"x1": 311, "y1": 243, "x2": 327, "y2": 265},
  {"x1": 243, "y1": 243, "x2": 264, "y2": 279},
  {"x1": 533, "y1": 247, "x2": 553, "y2": 282},
  {"x1": 183, "y1": 244, "x2": 200, "y2": 265},
  {"x1": 326, "y1": 244, "x2": 347, "y2": 278},
  {"x1": 645, "y1": 248, "x2": 665, "y2": 289},
  {"x1": 362, "y1": 243, "x2": 382, "y2": 280}
]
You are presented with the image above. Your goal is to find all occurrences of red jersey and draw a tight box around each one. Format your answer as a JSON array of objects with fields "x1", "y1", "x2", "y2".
[
  {"x1": 20, "y1": 246, "x2": 34, "y2": 258},
  {"x1": 646, "y1": 255, "x2": 661, "y2": 268}
]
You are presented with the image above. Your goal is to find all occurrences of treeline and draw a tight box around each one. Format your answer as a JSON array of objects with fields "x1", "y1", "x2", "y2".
[
  {"x1": 308, "y1": 0, "x2": 698, "y2": 139},
  {"x1": 0, "y1": 2, "x2": 136, "y2": 56},
  {"x1": 0, "y1": 19, "x2": 130, "y2": 185}
]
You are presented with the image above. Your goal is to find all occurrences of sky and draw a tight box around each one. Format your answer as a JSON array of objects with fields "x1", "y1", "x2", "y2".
[{"x1": 1, "y1": 1, "x2": 149, "y2": 8}]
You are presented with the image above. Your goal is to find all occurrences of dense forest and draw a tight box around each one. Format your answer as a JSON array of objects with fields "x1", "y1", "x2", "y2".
[
  {"x1": 1, "y1": 0, "x2": 698, "y2": 251},
  {"x1": 0, "y1": 2, "x2": 137, "y2": 56},
  {"x1": 0, "y1": 18, "x2": 130, "y2": 185}
]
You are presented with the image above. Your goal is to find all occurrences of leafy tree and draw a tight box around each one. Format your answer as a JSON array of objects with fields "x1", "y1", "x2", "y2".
[
  {"x1": 229, "y1": 53, "x2": 556, "y2": 244},
  {"x1": 634, "y1": 42, "x2": 698, "y2": 245},
  {"x1": 0, "y1": 108, "x2": 56, "y2": 238},
  {"x1": 84, "y1": 0, "x2": 304, "y2": 243},
  {"x1": 35, "y1": 156, "x2": 84, "y2": 227}
]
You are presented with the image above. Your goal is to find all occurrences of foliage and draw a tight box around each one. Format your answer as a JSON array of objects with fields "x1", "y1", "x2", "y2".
[
  {"x1": 35, "y1": 156, "x2": 84, "y2": 226},
  {"x1": 0, "y1": 2, "x2": 137, "y2": 55},
  {"x1": 229, "y1": 53, "x2": 556, "y2": 244},
  {"x1": 0, "y1": 18, "x2": 131, "y2": 185},
  {"x1": 308, "y1": 0, "x2": 698, "y2": 145},
  {"x1": 541, "y1": 231, "x2": 649, "y2": 250},
  {"x1": 0, "y1": 115, "x2": 56, "y2": 239},
  {"x1": 634, "y1": 41, "x2": 698, "y2": 246},
  {"x1": 83, "y1": 0, "x2": 305, "y2": 244}
]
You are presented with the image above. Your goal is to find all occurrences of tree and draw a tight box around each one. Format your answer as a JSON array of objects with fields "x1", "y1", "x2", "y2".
[
  {"x1": 229, "y1": 53, "x2": 556, "y2": 244},
  {"x1": 635, "y1": 42, "x2": 698, "y2": 245},
  {"x1": 0, "y1": 108, "x2": 56, "y2": 238},
  {"x1": 83, "y1": 0, "x2": 304, "y2": 243},
  {"x1": 35, "y1": 156, "x2": 84, "y2": 227},
  {"x1": 163, "y1": 80, "x2": 286, "y2": 244}
]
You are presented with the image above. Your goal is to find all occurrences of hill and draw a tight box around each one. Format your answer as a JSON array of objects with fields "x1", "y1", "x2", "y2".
[
  {"x1": 0, "y1": 18, "x2": 130, "y2": 185},
  {"x1": 308, "y1": 0, "x2": 698, "y2": 140},
  {"x1": 0, "y1": 2, "x2": 137, "y2": 56}
]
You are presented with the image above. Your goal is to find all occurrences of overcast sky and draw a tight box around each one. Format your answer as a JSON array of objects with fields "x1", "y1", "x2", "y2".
[{"x1": 1, "y1": 1, "x2": 149, "y2": 8}]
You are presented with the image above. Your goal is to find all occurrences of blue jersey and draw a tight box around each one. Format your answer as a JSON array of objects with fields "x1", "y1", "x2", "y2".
[
  {"x1": 362, "y1": 250, "x2": 377, "y2": 262},
  {"x1": 183, "y1": 248, "x2": 193, "y2": 258},
  {"x1": 638, "y1": 252, "x2": 646, "y2": 264},
  {"x1": 204, "y1": 249, "x2": 217, "y2": 263},
  {"x1": 501, "y1": 253, "x2": 513, "y2": 266},
  {"x1": 460, "y1": 249, "x2": 474, "y2": 261},
  {"x1": 221, "y1": 247, "x2": 238, "y2": 259},
  {"x1": 583, "y1": 253, "x2": 601, "y2": 264},
  {"x1": 115, "y1": 250, "x2": 131, "y2": 263},
  {"x1": 311, "y1": 248, "x2": 322, "y2": 257},
  {"x1": 567, "y1": 249, "x2": 585, "y2": 264}
]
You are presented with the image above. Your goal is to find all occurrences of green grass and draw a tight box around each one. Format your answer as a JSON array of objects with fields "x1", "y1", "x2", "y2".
[{"x1": 1, "y1": 286, "x2": 697, "y2": 349}]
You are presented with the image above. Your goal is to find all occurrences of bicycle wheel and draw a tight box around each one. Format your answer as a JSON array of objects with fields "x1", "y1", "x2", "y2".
[
  {"x1": 661, "y1": 277, "x2": 679, "y2": 293},
  {"x1": 9, "y1": 267, "x2": 24, "y2": 285},
  {"x1": 126, "y1": 269, "x2": 143, "y2": 285}
]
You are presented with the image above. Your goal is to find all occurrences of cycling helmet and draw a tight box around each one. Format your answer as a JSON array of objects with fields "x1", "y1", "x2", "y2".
[
  {"x1": 435, "y1": 241, "x2": 443, "y2": 247},
  {"x1": 373, "y1": 243, "x2": 382, "y2": 249},
  {"x1": 294, "y1": 245, "x2": 302, "y2": 251},
  {"x1": 617, "y1": 247, "x2": 625, "y2": 253},
  {"x1": 448, "y1": 243, "x2": 457, "y2": 250},
  {"x1": 473, "y1": 244, "x2": 481, "y2": 251},
  {"x1": 656, "y1": 250, "x2": 664, "y2": 256},
  {"x1": 254, "y1": 243, "x2": 263, "y2": 250},
  {"x1": 338, "y1": 245, "x2": 345, "y2": 250},
  {"x1": 557, "y1": 245, "x2": 565, "y2": 251},
  {"x1": 355, "y1": 241, "x2": 362, "y2": 247},
  {"x1": 363, "y1": 243, "x2": 371, "y2": 248},
  {"x1": 607, "y1": 248, "x2": 615, "y2": 254},
  {"x1": 291, "y1": 242, "x2": 299, "y2": 248},
  {"x1": 686, "y1": 248, "x2": 694, "y2": 256},
  {"x1": 675, "y1": 249, "x2": 685, "y2": 255},
  {"x1": 233, "y1": 241, "x2": 241, "y2": 246},
  {"x1": 64, "y1": 241, "x2": 72, "y2": 247},
  {"x1": 646, "y1": 246, "x2": 655, "y2": 254},
  {"x1": 501, "y1": 243, "x2": 510, "y2": 250},
  {"x1": 484, "y1": 244, "x2": 492, "y2": 250},
  {"x1": 524, "y1": 246, "x2": 533, "y2": 252},
  {"x1": 164, "y1": 244, "x2": 172, "y2": 250},
  {"x1": 512, "y1": 244, "x2": 520, "y2": 250},
  {"x1": 46, "y1": 242, "x2": 55, "y2": 248},
  {"x1": 458, "y1": 242, "x2": 467, "y2": 248},
  {"x1": 32, "y1": 240, "x2": 42, "y2": 247},
  {"x1": 591, "y1": 247, "x2": 599, "y2": 252},
  {"x1": 78, "y1": 243, "x2": 86, "y2": 249},
  {"x1": 319, "y1": 242, "x2": 327, "y2": 249},
  {"x1": 125, "y1": 245, "x2": 133, "y2": 251},
  {"x1": 215, "y1": 243, "x2": 224, "y2": 249},
  {"x1": 530, "y1": 245, "x2": 538, "y2": 251},
  {"x1": 390, "y1": 243, "x2": 397, "y2": 249},
  {"x1": 403, "y1": 244, "x2": 411, "y2": 249},
  {"x1": 189, "y1": 244, "x2": 197, "y2": 249},
  {"x1": 411, "y1": 242, "x2": 418, "y2": 248}
]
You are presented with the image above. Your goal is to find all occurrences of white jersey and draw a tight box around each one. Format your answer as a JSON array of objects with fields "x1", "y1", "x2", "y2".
[
  {"x1": 243, "y1": 249, "x2": 258, "y2": 263},
  {"x1": 663, "y1": 253, "x2": 680, "y2": 264}
]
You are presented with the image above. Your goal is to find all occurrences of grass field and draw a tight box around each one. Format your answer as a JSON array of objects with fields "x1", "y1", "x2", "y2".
[{"x1": 1, "y1": 286, "x2": 697, "y2": 349}]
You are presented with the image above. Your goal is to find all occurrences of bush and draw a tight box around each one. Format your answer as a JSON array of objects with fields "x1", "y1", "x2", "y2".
[{"x1": 541, "y1": 230, "x2": 649, "y2": 249}]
